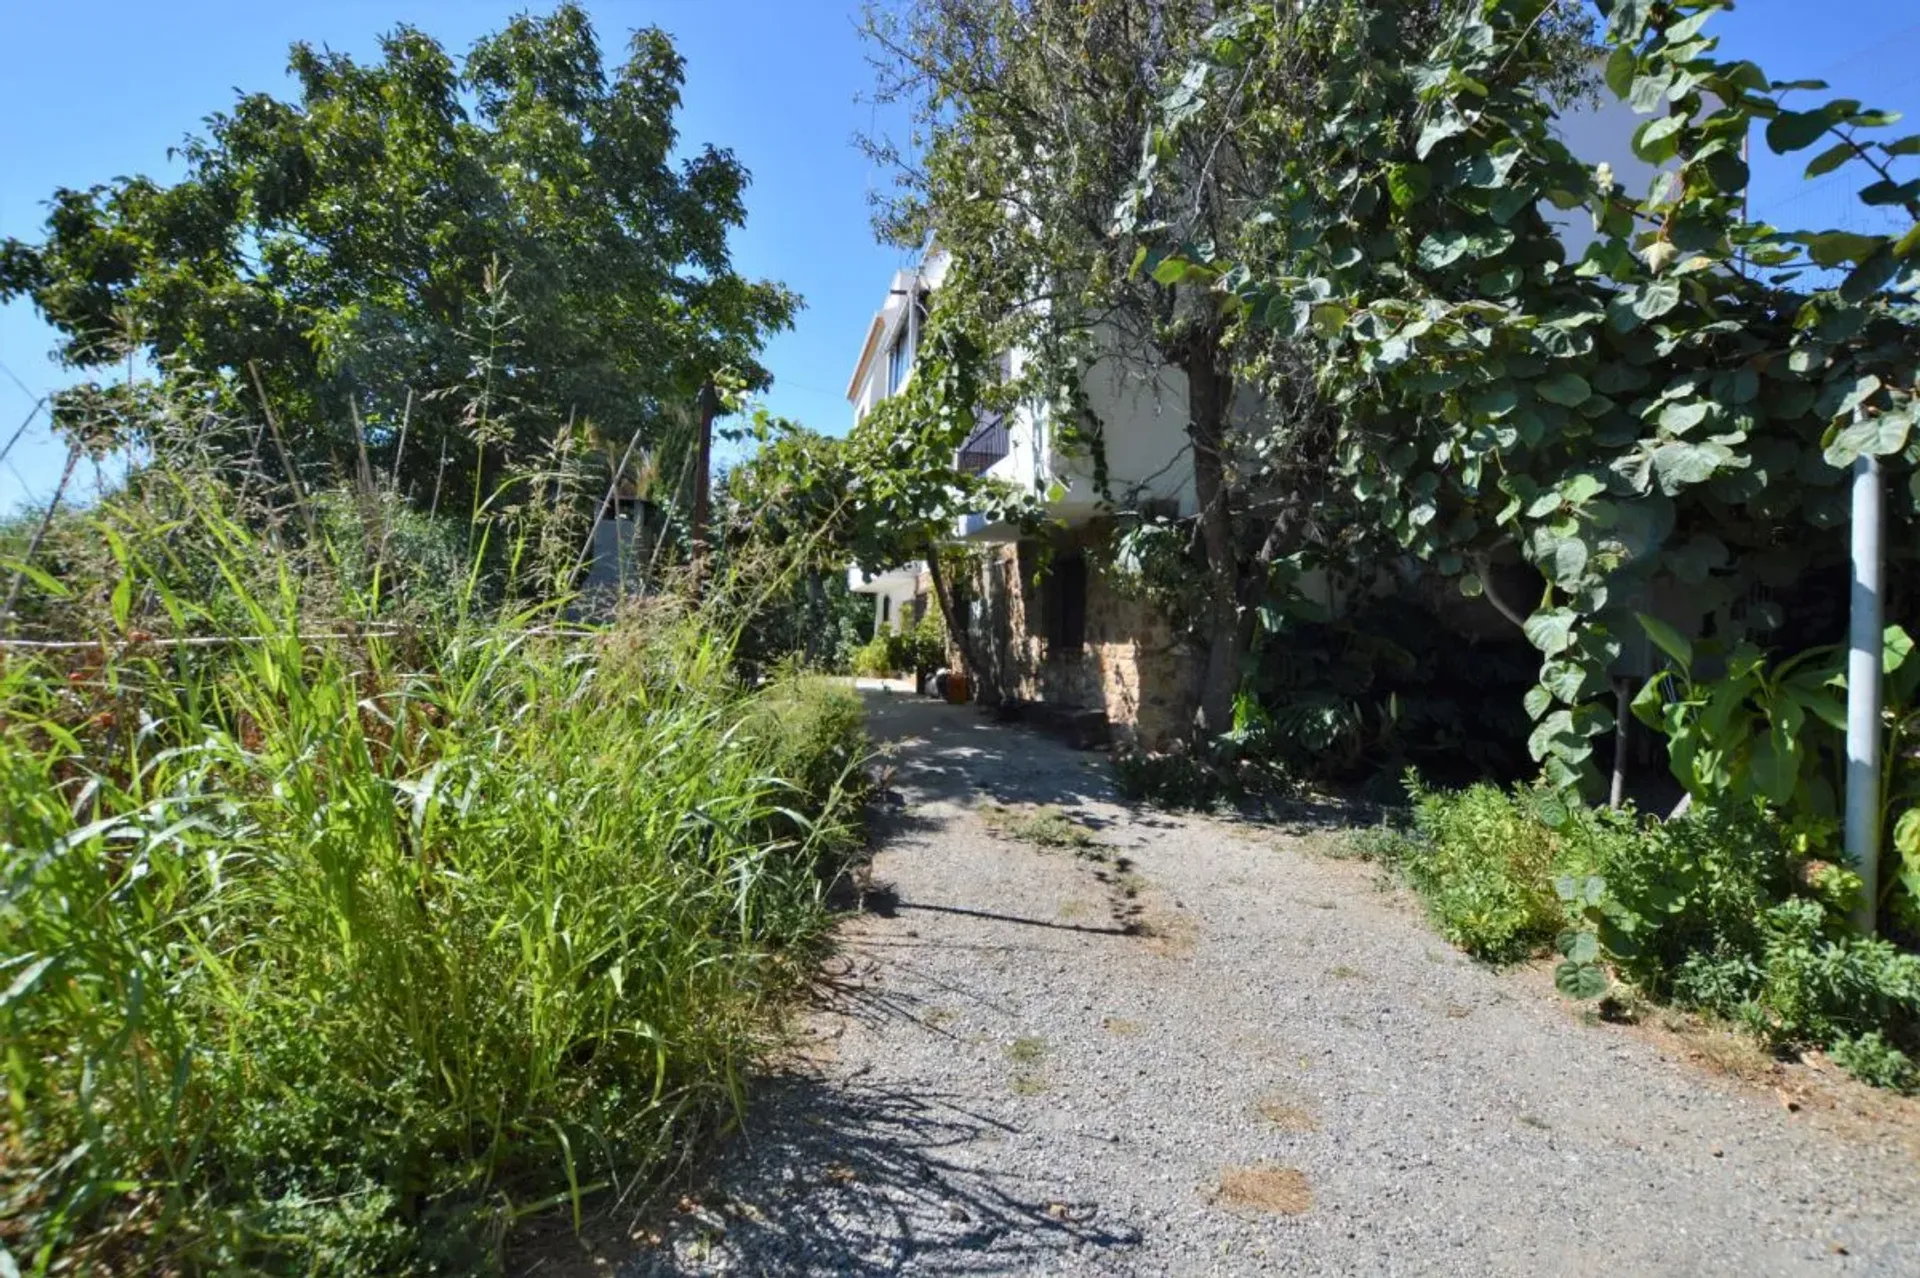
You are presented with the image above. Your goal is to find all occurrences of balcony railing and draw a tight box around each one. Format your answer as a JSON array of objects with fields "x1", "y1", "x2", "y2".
[{"x1": 956, "y1": 412, "x2": 1009, "y2": 476}]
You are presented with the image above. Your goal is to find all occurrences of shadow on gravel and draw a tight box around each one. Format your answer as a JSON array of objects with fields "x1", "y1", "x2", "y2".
[
  {"x1": 861, "y1": 692, "x2": 1121, "y2": 812},
  {"x1": 858, "y1": 881, "x2": 1133, "y2": 938},
  {"x1": 627, "y1": 1075, "x2": 1142, "y2": 1276}
]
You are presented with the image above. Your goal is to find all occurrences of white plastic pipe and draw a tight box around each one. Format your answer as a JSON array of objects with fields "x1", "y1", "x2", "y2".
[{"x1": 1846, "y1": 454, "x2": 1884, "y2": 935}]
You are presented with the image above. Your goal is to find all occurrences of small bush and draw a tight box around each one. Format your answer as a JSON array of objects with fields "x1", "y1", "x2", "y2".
[
  {"x1": 849, "y1": 605, "x2": 947, "y2": 679},
  {"x1": 1394, "y1": 778, "x2": 1920, "y2": 1090},
  {"x1": 1402, "y1": 779, "x2": 1565, "y2": 963},
  {"x1": 1829, "y1": 1031, "x2": 1920, "y2": 1092}
]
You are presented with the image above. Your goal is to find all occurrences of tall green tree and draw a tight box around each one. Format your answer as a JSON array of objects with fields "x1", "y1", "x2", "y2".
[
  {"x1": 0, "y1": 5, "x2": 796, "y2": 506},
  {"x1": 862, "y1": 0, "x2": 1592, "y2": 734}
]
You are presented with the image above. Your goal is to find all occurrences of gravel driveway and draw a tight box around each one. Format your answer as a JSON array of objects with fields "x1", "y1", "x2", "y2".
[{"x1": 622, "y1": 691, "x2": 1920, "y2": 1276}]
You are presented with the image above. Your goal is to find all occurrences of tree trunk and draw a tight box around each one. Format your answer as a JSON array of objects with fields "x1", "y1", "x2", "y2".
[
  {"x1": 1182, "y1": 340, "x2": 1242, "y2": 737},
  {"x1": 924, "y1": 548, "x2": 983, "y2": 695}
]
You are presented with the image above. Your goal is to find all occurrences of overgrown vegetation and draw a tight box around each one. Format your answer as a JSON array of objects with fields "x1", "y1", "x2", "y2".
[
  {"x1": 0, "y1": 10, "x2": 875, "y2": 1268},
  {"x1": 0, "y1": 457, "x2": 869, "y2": 1273},
  {"x1": 846, "y1": 0, "x2": 1920, "y2": 1091},
  {"x1": 1361, "y1": 782, "x2": 1920, "y2": 1090}
]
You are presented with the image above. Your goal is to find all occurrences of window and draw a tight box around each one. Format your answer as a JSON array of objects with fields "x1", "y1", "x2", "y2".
[
  {"x1": 1042, "y1": 553, "x2": 1087, "y2": 656},
  {"x1": 885, "y1": 289, "x2": 928, "y2": 397},
  {"x1": 887, "y1": 325, "x2": 912, "y2": 395}
]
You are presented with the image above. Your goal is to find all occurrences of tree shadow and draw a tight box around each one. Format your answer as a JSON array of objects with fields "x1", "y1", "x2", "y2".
[{"x1": 621, "y1": 1073, "x2": 1143, "y2": 1276}]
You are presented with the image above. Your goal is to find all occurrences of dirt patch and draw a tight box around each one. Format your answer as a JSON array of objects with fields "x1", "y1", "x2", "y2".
[
  {"x1": 1215, "y1": 1164, "x2": 1313, "y2": 1215},
  {"x1": 1136, "y1": 908, "x2": 1198, "y2": 958},
  {"x1": 1102, "y1": 1016, "x2": 1144, "y2": 1035},
  {"x1": 1255, "y1": 1094, "x2": 1320, "y2": 1132}
]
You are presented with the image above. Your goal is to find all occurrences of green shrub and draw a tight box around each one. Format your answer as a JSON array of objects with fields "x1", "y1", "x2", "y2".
[
  {"x1": 1397, "y1": 783, "x2": 1920, "y2": 1089},
  {"x1": 1829, "y1": 1031, "x2": 1920, "y2": 1092},
  {"x1": 1402, "y1": 779, "x2": 1566, "y2": 963},
  {"x1": 848, "y1": 606, "x2": 947, "y2": 680}
]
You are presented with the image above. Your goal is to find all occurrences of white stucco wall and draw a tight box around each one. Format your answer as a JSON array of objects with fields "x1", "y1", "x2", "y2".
[{"x1": 848, "y1": 563, "x2": 926, "y2": 636}]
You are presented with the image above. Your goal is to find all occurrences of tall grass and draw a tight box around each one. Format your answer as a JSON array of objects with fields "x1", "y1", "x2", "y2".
[{"x1": 0, "y1": 474, "x2": 868, "y2": 1272}]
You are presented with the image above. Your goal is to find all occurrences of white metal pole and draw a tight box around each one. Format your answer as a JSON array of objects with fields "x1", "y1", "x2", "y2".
[{"x1": 1846, "y1": 454, "x2": 1884, "y2": 935}]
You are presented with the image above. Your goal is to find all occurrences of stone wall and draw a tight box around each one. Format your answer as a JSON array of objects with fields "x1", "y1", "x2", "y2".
[{"x1": 963, "y1": 522, "x2": 1198, "y2": 749}]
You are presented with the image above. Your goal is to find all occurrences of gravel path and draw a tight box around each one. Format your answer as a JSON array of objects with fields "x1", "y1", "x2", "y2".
[{"x1": 624, "y1": 691, "x2": 1920, "y2": 1276}]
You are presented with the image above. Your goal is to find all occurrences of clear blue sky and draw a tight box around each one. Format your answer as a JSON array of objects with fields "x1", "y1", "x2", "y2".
[{"x1": 2, "y1": 0, "x2": 1916, "y2": 512}]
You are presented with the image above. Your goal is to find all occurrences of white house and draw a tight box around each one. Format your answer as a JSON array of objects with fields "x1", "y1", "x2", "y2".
[
  {"x1": 842, "y1": 91, "x2": 1655, "y2": 746},
  {"x1": 844, "y1": 249, "x2": 1203, "y2": 745},
  {"x1": 847, "y1": 562, "x2": 928, "y2": 638}
]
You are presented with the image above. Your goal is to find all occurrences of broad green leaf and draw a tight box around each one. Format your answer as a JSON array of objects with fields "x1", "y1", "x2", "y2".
[
  {"x1": 1658, "y1": 399, "x2": 1711, "y2": 435},
  {"x1": 1802, "y1": 230, "x2": 1884, "y2": 267},
  {"x1": 1416, "y1": 115, "x2": 1466, "y2": 159},
  {"x1": 1523, "y1": 608, "x2": 1578, "y2": 657},
  {"x1": 1629, "y1": 71, "x2": 1673, "y2": 114},
  {"x1": 1388, "y1": 163, "x2": 1432, "y2": 209},
  {"x1": 1886, "y1": 625, "x2": 1915, "y2": 675},
  {"x1": 1560, "y1": 474, "x2": 1606, "y2": 505},
  {"x1": 1636, "y1": 612, "x2": 1694, "y2": 669},
  {"x1": 1418, "y1": 230, "x2": 1471, "y2": 270},
  {"x1": 1895, "y1": 808, "x2": 1920, "y2": 858},
  {"x1": 1748, "y1": 725, "x2": 1801, "y2": 805},
  {"x1": 1836, "y1": 373, "x2": 1883, "y2": 416},
  {"x1": 1633, "y1": 278, "x2": 1681, "y2": 319},
  {"x1": 1651, "y1": 440, "x2": 1730, "y2": 494},
  {"x1": 1536, "y1": 372, "x2": 1592, "y2": 407},
  {"x1": 1821, "y1": 406, "x2": 1912, "y2": 468},
  {"x1": 1555, "y1": 960, "x2": 1609, "y2": 1000},
  {"x1": 1529, "y1": 526, "x2": 1589, "y2": 589},
  {"x1": 1605, "y1": 45, "x2": 1637, "y2": 99},
  {"x1": 1766, "y1": 109, "x2": 1833, "y2": 153},
  {"x1": 1633, "y1": 115, "x2": 1687, "y2": 163},
  {"x1": 1559, "y1": 930, "x2": 1600, "y2": 964},
  {"x1": 1804, "y1": 141, "x2": 1855, "y2": 178},
  {"x1": 1151, "y1": 257, "x2": 1192, "y2": 285}
]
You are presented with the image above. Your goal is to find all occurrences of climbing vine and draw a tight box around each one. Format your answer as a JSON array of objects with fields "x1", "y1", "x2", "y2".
[{"x1": 1143, "y1": 0, "x2": 1919, "y2": 789}]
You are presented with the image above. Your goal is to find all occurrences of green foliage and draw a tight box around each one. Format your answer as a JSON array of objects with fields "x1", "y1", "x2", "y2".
[
  {"x1": 1401, "y1": 778, "x2": 1567, "y2": 962},
  {"x1": 1630, "y1": 621, "x2": 1912, "y2": 815},
  {"x1": 1829, "y1": 1031, "x2": 1920, "y2": 1092},
  {"x1": 1396, "y1": 779, "x2": 1920, "y2": 1088},
  {"x1": 1231, "y1": 593, "x2": 1539, "y2": 788},
  {"x1": 850, "y1": 604, "x2": 948, "y2": 679},
  {"x1": 0, "y1": 485, "x2": 868, "y2": 1272},
  {"x1": 0, "y1": 4, "x2": 795, "y2": 503},
  {"x1": 1141, "y1": 0, "x2": 1920, "y2": 790},
  {"x1": 1631, "y1": 621, "x2": 1920, "y2": 927}
]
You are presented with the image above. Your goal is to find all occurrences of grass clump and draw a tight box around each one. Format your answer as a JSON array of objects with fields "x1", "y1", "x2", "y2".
[
  {"x1": 0, "y1": 493, "x2": 869, "y2": 1272},
  {"x1": 982, "y1": 802, "x2": 1098, "y2": 850}
]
